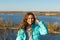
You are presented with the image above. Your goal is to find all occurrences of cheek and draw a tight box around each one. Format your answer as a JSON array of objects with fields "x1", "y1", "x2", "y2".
[
  {"x1": 27, "y1": 19, "x2": 34, "y2": 24},
  {"x1": 32, "y1": 19, "x2": 34, "y2": 22},
  {"x1": 27, "y1": 19, "x2": 34, "y2": 22},
  {"x1": 27, "y1": 19, "x2": 30, "y2": 23}
]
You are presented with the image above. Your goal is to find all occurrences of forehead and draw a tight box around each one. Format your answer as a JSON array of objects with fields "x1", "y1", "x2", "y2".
[{"x1": 27, "y1": 15, "x2": 34, "y2": 18}]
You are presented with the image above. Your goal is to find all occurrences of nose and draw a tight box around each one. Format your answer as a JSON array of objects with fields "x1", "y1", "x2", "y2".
[{"x1": 30, "y1": 18, "x2": 32, "y2": 22}]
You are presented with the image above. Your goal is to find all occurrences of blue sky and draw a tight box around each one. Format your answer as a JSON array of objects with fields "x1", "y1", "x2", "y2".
[{"x1": 0, "y1": 0, "x2": 60, "y2": 11}]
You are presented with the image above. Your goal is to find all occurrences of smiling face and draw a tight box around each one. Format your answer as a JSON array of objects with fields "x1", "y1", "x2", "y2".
[
  {"x1": 27, "y1": 15, "x2": 34, "y2": 25},
  {"x1": 20, "y1": 12, "x2": 35, "y2": 29}
]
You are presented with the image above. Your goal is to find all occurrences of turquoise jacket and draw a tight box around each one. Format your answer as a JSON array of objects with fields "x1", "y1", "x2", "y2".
[{"x1": 16, "y1": 21, "x2": 48, "y2": 40}]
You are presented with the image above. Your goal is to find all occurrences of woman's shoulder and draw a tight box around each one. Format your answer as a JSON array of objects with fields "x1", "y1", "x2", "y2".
[
  {"x1": 35, "y1": 20, "x2": 44, "y2": 25},
  {"x1": 18, "y1": 28, "x2": 25, "y2": 33},
  {"x1": 37, "y1": 20, "x2": 45, "y2": 25},
  {"x1": 34, "y1": 20, "x2": 45, "y2": 28}
]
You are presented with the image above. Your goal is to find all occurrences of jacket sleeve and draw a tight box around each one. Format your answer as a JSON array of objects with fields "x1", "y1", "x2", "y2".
[
  {"x1": 38, "y1": 21, "x2": 48, "y2": 35},
  {"x1": 16, "y1": 29, "x2": 26, "y2": 40}
]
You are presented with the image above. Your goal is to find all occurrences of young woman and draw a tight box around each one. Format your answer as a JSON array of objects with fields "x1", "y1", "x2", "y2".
[{"x1": 16, "y1": 12, "x2": 48, "y2": 40}]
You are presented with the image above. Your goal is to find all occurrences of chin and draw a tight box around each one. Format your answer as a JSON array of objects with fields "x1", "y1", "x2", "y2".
[
  {"x1": 29, "y1": 23, "x2": 33, "y2": 25},
  {"x1": 29, "y1": 24, "x2": 32, "y2": 25}
]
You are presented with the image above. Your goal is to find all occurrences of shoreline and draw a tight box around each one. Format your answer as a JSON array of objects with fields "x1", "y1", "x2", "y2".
[{"x1": 0, "y1": 11, "x2": 60, "y2": 16}]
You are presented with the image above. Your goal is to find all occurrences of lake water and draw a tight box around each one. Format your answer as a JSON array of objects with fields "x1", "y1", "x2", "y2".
[{"x1": 0, "y1": 14, "x2": 60, "y2": 40}]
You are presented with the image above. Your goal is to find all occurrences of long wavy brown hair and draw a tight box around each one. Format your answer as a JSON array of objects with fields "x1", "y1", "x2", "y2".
[{"x1": 18, "y1": 12, "x2": 36, "y2": 30}]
